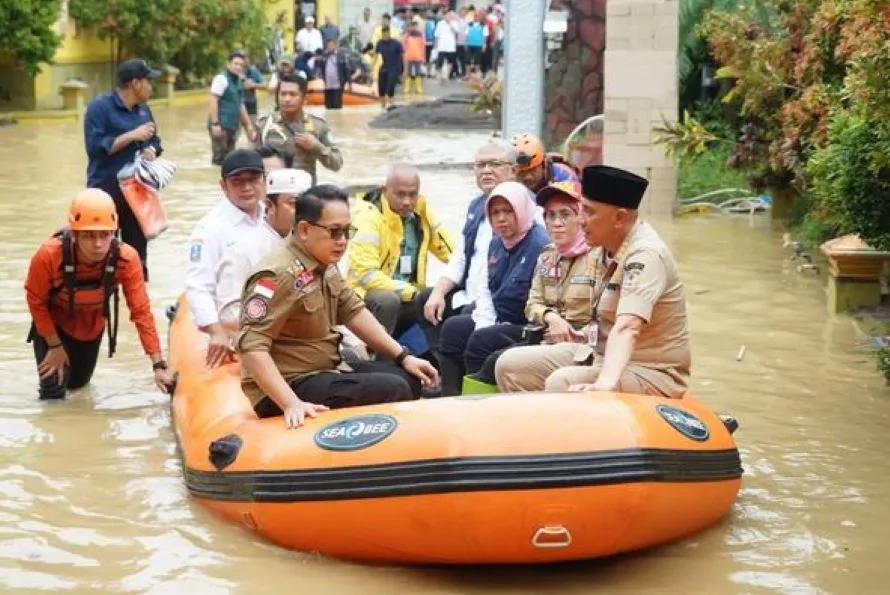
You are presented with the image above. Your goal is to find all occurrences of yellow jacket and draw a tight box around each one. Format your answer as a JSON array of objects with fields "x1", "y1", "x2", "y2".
[{"x1": 347, "y1": 188, "x2": 455, "y2": 301}]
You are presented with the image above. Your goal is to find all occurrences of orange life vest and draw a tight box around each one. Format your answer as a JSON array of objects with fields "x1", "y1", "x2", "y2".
[{"x1": 49, "y1": 229, "x2": 121, "y2": 357}]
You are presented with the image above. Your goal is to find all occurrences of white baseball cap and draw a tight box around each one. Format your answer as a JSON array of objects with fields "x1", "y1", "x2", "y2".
[
  {"x1": 266, "y1": 168, "x2": 312, "y2": 196},
  {"x1": 305, "y1": 16, "x2": 315, "y2": 23}
]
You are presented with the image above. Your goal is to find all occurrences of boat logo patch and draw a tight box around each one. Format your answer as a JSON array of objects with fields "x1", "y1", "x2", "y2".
[
  {"x1": 656, "y1": 404, "x2": 710, "y2": 442},
  {"x1": 314, "y1": 414, "x2": 398, "y2": 451}
]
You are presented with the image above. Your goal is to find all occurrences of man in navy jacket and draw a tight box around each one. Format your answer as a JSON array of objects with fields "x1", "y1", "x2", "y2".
[{"x1": 84, "y1": 59, "x2": 163, "y2": 280}]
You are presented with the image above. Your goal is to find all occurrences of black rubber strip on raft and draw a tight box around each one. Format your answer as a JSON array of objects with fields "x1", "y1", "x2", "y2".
[{"x1": 184, "y1": 448, "x2": 743, "y2": 503}]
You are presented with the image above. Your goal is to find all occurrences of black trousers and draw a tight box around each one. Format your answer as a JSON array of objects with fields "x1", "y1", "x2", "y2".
[
  {"x1": 324, "y1": 88, "x2": 343, "y2": 109},
  {"x1": 97, "y1": 181, "x2": 149, "y2": 282},
  {"x1": 254, "y1": 361, "x2": 421, "y2": 418},
  {"x1": 437, "y1": 313, "x2": 477, "y2": 397},
  {"x1": 414, "y1": 287, "x2": 474, "y2": 360},
  {"x1": 464, "y1": 323, "x2": 526, "y2": 384},
  {"x1": 28, "y1": 324, "x2": 103, "y2": 400}
]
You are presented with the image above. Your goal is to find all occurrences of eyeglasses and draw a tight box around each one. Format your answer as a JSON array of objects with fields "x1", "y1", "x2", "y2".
[
  {"x1": 544, "y1": 209, "x2": 577, "y2": 224},
  {"x1": 474, "y1": 159, "x2": 510, "y2": 170},
  {"x1": 308, "y1": 221, "x2": 357, "y2": 240}
]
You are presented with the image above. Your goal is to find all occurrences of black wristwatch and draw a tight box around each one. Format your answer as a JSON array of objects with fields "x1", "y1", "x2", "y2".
[
  {"x1": 152, "y1": 360, "x2": 168, "y2": 371},
  {"x1": 394, "y1": 349, "x2": 410, "y2": 367}
]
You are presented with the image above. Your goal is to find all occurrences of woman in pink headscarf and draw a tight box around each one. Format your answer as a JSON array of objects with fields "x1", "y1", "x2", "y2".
[
  {"x1": 436, "y1": 181, "x2": 549, "y2": 396},
  {"x1": 463, "y1": 178, "x2": 593, "y2": 387}
]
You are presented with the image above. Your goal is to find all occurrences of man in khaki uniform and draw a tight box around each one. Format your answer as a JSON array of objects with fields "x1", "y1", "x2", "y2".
[
  {"x1": 255, "y1": 73, "x2": 343, "y2": 184},
  {"x1": 235, "y1": 184, "x2": 438, "y2": 429},
  {"x1": 495, "y1": 165, "x2": 691, "y2": 398}
]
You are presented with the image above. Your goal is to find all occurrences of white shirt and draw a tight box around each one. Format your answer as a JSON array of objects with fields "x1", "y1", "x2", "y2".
[
  {"x1": 296, "y1": 28, "x2": 324, "y2": 53},
  {"x1": 186, "y1": 199, "x2": 262, "y2": 328},
  {"x1": 445, "y1": 218, "x2": 491, "y2": 311},
  {"x1": 435, "y1": 20, "x2": 457, "y2": 53},
  {"x1": 210, "y1": 74, "x2": 229, "y2": 96},
  {"x1": 215, "y1": 220, "x2": 281, "y2": 313}
]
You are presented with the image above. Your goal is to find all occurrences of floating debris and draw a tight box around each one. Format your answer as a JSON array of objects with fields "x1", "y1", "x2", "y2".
[{"x1": 736, "y1": 345, "x2": 747, "y2": 361}]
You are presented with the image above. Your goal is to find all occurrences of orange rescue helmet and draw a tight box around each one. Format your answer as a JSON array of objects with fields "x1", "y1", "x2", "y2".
[
  {"x1": 68, "y1": 189, "x2": 119, "y2": 231},
  {"x1": 511, "y1": 133, "x2": 545, "y2": 172}
]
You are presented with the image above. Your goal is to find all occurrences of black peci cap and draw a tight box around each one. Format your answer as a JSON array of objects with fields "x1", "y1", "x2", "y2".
[{"x1": 581, "y1": 165, "x2": 649, "y2": 210}]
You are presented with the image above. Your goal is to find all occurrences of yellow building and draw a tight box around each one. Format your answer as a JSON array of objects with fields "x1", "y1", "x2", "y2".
[{"x1": 0, "y1": 1, "x2": 294, "y2": 112}]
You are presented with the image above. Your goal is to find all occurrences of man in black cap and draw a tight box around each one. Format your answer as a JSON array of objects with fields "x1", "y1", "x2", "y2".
[
  {"x1": 495, "y1": 164, "x2": 691, "y2": 399},
  {"x1": 84, "y1": 58, "x2": 163, "y2": 280},
  {"x1": 185, "y1": 149, "x2": 267, "y2": 369}
]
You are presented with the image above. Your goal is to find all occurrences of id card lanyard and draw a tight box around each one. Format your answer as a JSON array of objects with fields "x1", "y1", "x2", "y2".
[{"x1": 587, "y1": 241, "x2": 629, "y2": 347}]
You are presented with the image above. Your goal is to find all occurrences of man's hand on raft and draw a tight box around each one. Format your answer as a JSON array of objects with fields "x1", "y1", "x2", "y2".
[
  {"x1": 154, "y1": 367, "x2": 175, "y2": 393},
  {"x1": 569, "y1": 381, "x2": 616, "y2": 392},
  {"x1": 403, "y1": 355, "x2": 439, "y2": 388},
  {"x1": 284, "y1": 401, "x2": 329, "y2": 429},
  {"x1": 206, "y1": 328, "x2": 235, "y2": 368}
]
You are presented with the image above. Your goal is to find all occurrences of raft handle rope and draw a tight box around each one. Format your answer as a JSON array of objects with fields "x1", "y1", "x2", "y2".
[{"x1": 531, "y1": 525, "x2": 573, "y2": 549}]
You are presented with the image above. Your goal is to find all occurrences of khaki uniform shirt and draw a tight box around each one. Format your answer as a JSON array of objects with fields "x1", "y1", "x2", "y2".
[
  {"x1": 585, "y1": 221, "x2": 691, "y2": 391},
  {"x1": 525, "y1": 245, "x2": 596, "y2": 328},
  {"x1": 235, "y1": 235, "x2": 365, "y2": 406},
  {"x1": 255, "y1": 111, "x2": 343, "y2": 183}
]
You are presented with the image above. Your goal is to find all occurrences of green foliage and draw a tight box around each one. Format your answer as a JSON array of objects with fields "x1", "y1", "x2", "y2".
[
  {"x1": 807, "y1": 112, "x2": 890, "y2": 252},
  {"x1": 0, "y1": 0, "x2": 62, "y2": 76},
  {"x1": 678, "y1": 144, "x2": 752, "y2": 200},
  {"x1": 68, "y1": 0, "x2": 268, "y2": 82},
  {"x1": 468, "y1": 73, "x2": 501, "y2": 127},
  {"x1": 691, "y1": 98, "x2": 736, "y2": 141}
]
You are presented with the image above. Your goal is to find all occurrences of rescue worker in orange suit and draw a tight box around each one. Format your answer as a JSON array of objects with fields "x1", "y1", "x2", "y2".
[
  {"x1": 510, "y1": 133, "x2": 580, "y2": 194},
  {"x1": 24, "y1": 189, "x2": 174, "y2": 399}
]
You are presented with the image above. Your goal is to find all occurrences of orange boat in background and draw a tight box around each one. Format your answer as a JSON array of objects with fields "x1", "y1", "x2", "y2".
[
  {"x1": 305, "y1": 79, "x2": 378, "y2": 107},
  {"x1": 168, "y1": 297, "x2": 742, "y2": 565}
]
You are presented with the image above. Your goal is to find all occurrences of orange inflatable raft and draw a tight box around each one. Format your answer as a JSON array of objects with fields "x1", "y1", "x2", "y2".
[
  {"x1": 305, "y1": 79, "x2": 378, "y2": 107},
  {"x1": 168, "y1": 297, "x2": 742, "y2": 565}
]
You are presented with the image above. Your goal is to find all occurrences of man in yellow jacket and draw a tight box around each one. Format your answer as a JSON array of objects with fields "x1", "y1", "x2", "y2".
[{"x1": 347, "y1": 163, "x2": 455, "y2": 339}]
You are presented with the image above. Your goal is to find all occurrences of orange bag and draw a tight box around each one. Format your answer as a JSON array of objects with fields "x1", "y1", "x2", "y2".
[{"x1": 119, "y1": 176, "x2": 169, "y2": 240}]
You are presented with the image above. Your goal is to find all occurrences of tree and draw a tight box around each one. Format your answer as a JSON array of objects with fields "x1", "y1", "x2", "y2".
[
  {"x1": 0, "y1": 0, "x2": 62, "y2": 76},
  {"x1": 806, "y1": 0, "x2": 890, "y2": 252},
  {"x1": 67, "y1": 0, "x2": 268, "y2": 83}
]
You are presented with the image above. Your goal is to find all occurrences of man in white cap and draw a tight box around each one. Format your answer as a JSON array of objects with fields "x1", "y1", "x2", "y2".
[
  {"x1": 296, "y1": 16, "x2": 324, "y2": 54},
  {"x1": 216, "y1": 168, "x2": 313, "y2": 326}
]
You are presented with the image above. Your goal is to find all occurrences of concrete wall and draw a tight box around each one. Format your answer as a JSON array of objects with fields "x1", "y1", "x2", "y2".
[{"x1": 602, "y1": 0, "x2": 678, "y2": 218}]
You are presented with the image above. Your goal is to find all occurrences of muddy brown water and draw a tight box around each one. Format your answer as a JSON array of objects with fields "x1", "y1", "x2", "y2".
[{"x1": 0, "y1": 102, "x2": 888, "y2": 594}]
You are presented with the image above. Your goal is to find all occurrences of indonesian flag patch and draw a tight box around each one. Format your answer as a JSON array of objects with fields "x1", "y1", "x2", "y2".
[{"x1": 253, "y1": 277, "x2": 277, "y2": 299}]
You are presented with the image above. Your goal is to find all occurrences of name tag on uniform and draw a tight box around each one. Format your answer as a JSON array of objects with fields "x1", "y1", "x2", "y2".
[
  {"x1": 570, "y1": 275, "x2": 593, "y2": 285},
  {"x1": 400, "y1": 255, "x2": 413, "y2": 275}
]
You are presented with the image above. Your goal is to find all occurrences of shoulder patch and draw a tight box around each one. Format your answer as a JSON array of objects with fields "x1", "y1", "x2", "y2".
[
  {"x1": 243, "y1": 295, "x2": 269, "y2": 323},
  {"x1": 188, "y1": 242, "x2": 203, "y2": 263}
]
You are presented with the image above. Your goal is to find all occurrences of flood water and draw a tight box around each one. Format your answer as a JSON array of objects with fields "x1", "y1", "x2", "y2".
[{"x1": 0, "y1": 100, "x2": 888, "y2": 594}]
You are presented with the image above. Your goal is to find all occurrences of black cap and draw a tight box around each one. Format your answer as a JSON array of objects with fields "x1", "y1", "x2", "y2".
[
  {"x1": 581, "y1": 165, "x2": 649, "y2": 210},
  {"x1": 117, "y1": 59, "x2": 161, "y2": 85},
  {"x1": 220, "y1": 149, "x2": 265, "y2": 178}
]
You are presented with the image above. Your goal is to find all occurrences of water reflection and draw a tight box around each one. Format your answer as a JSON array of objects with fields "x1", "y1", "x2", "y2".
[{"x1": 0, "y1": 102, "x2": 887, "y2": 593}]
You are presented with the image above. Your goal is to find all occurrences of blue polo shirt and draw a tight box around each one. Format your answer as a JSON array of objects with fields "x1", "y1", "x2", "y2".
[{"x1": 84, "y1": 90, "x2": 163, "y2": 188}]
